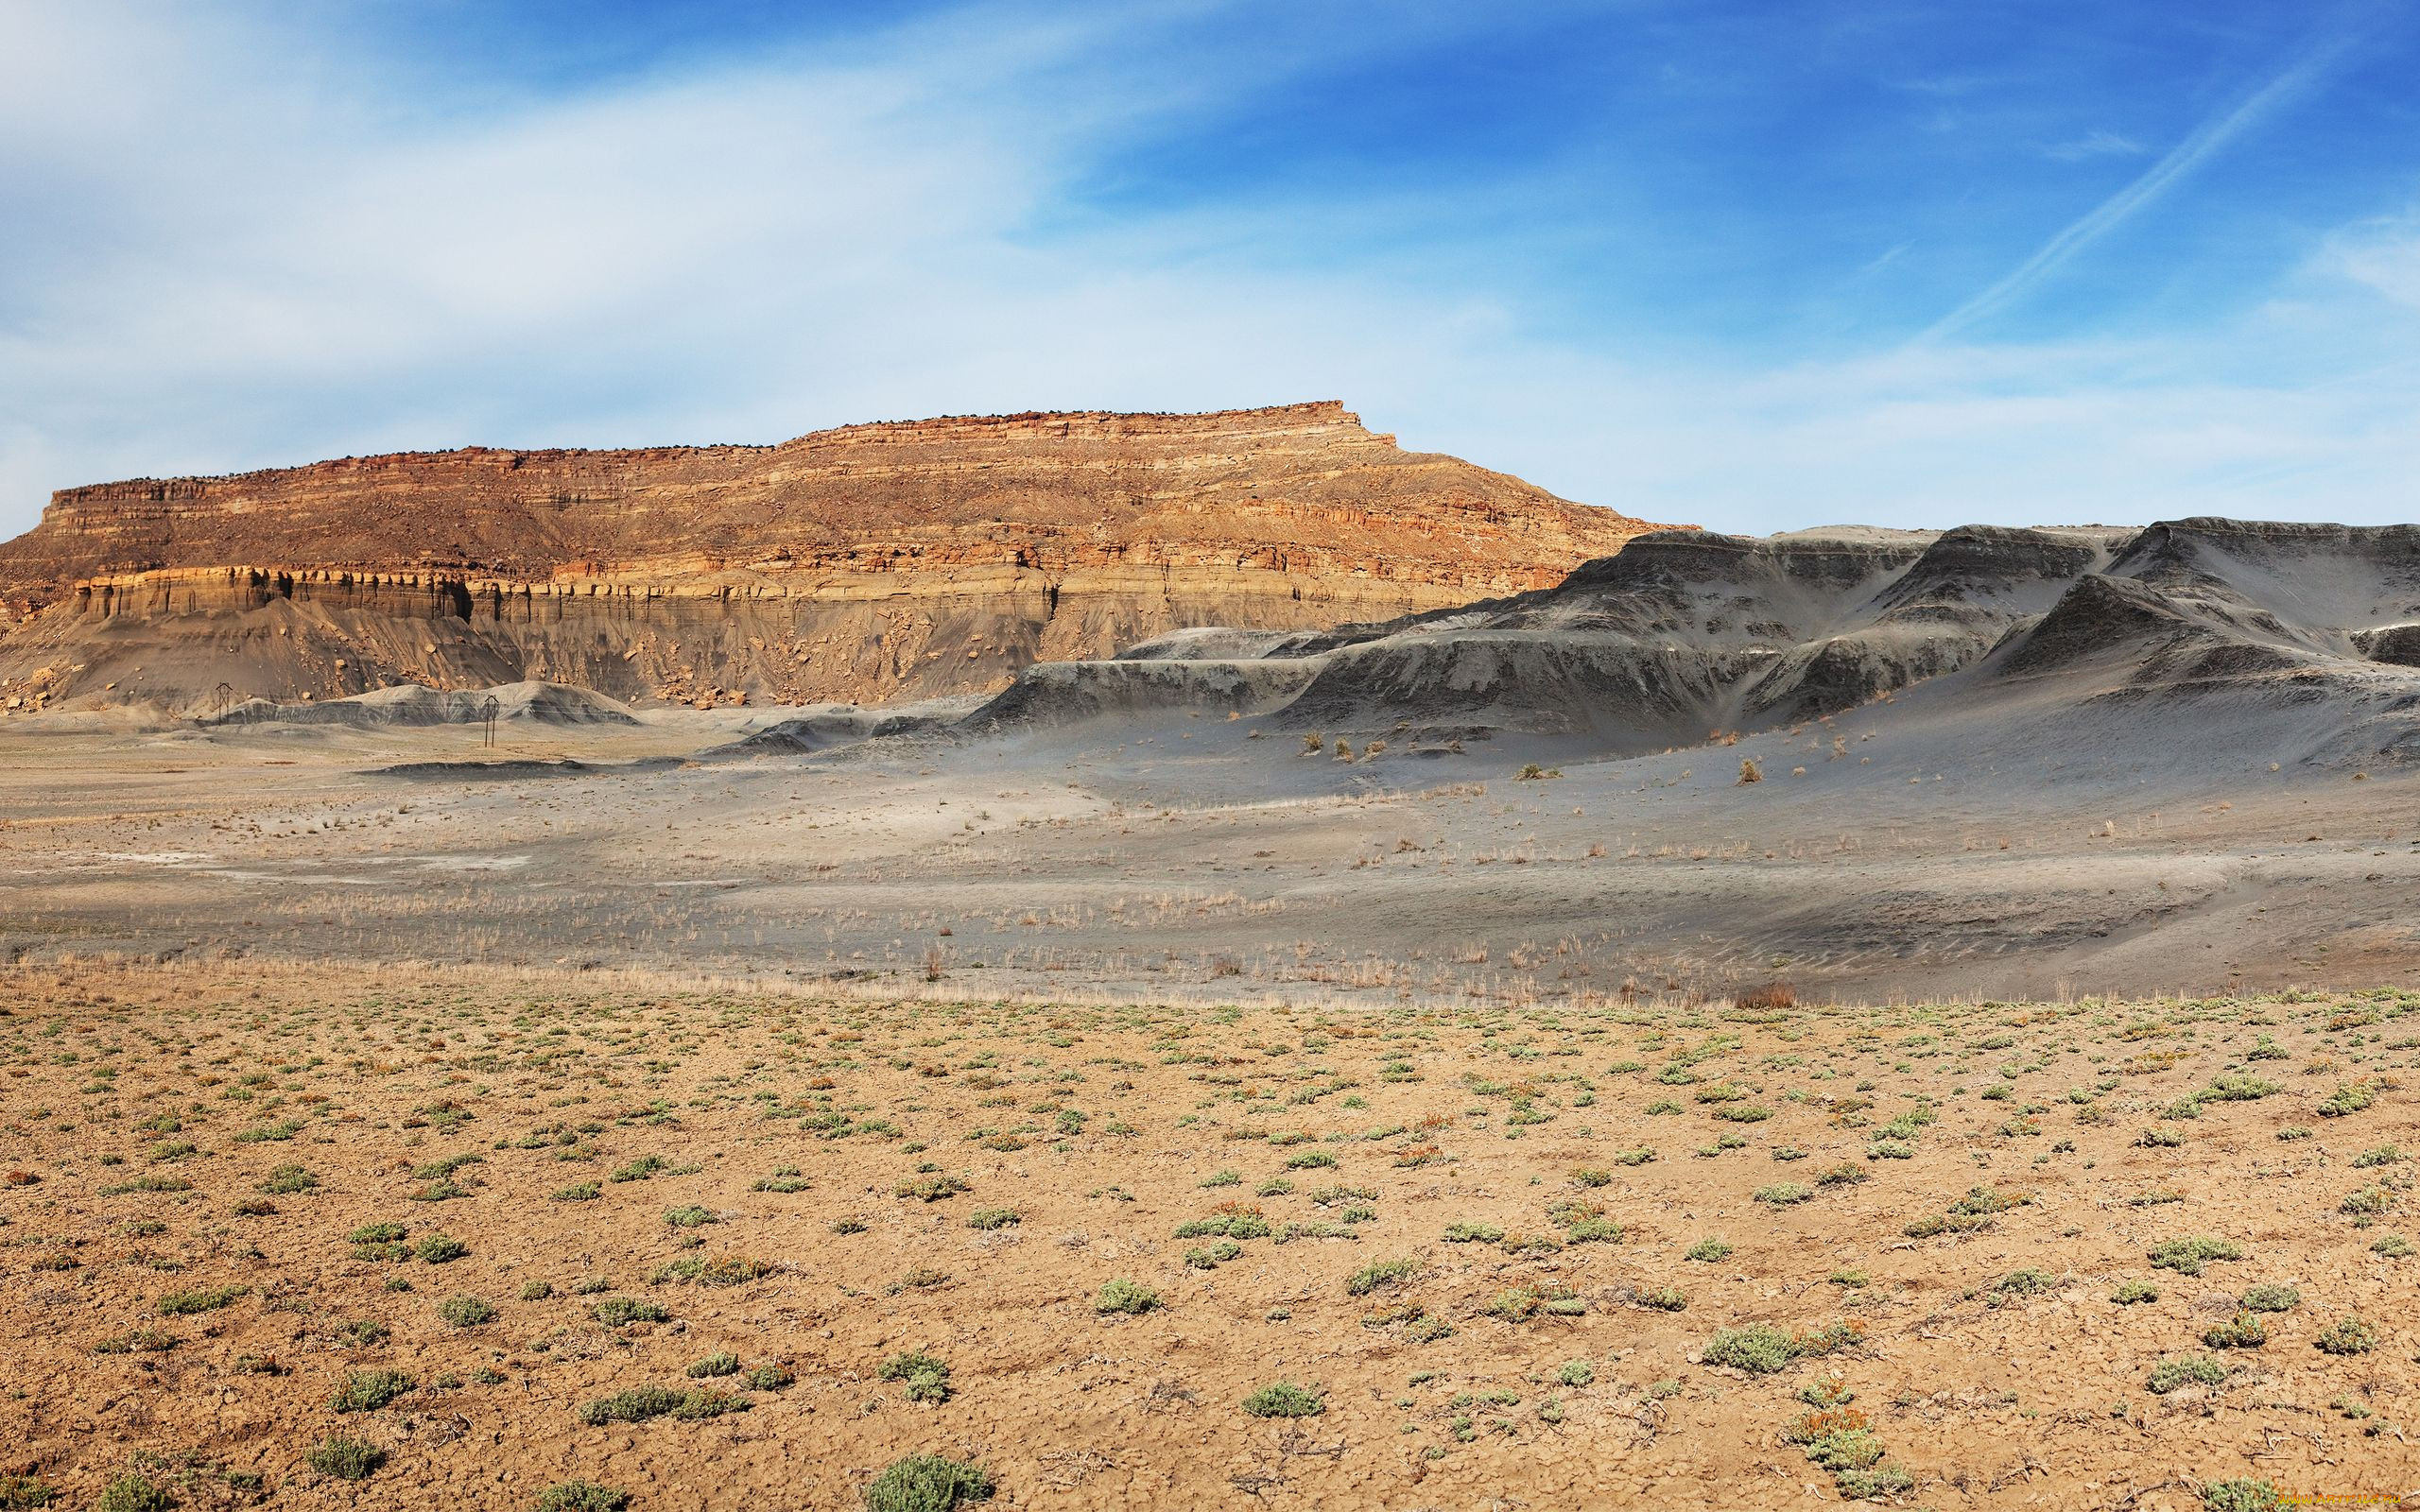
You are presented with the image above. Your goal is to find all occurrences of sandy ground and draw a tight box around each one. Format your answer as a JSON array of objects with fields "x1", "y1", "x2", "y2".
[
  {"x1": 1, "y1": 697, "x2": 2415, "y2": 1006},
  {"x1": 0, "y1": 959, "x2": 2412, "y2": 1511},
  {"x1": 2, "y1": 697, "x2": 2416, "y2": 1509}
]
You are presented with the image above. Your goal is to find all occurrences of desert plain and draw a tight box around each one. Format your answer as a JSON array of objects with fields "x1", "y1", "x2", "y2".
[{"x1": 0, "y1": 690, "x2": 2415, "y2": 1512}]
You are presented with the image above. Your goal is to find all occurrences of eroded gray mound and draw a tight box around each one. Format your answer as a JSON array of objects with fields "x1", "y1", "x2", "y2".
[
  {"x1": 372, "y1": 758, "x2": 596, "y2": 780},
  {"x1": 959, "y1": 658, "x2": 1323, "y2": 733},
  {"x1": 1262, "y1": 525, "x2": 2132, "y2": 743},
  {"x1": 209, "y1": 679, "x2": 640, "y2": 728},
  {"x1": 1114, "y1": 627, "x2": 1318, "y2": 662},
  {"x1": 721, "y1": 711, "x2": 955, "y2": 754},
  {"x1": 939, "y1": 518, "x2": 2420, "y2": 765}
]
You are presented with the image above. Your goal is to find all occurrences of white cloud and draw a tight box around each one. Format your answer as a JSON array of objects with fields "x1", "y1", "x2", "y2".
[
  {"x1": 2330, "y1": 215, "x2": 2420, "y2": 310},
  {"x1": 0, "y1": 0, "x2": 2416, "y2": 545}
]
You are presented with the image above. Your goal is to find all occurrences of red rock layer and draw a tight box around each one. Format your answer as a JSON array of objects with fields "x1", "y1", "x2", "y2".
[{"x1": 0, "y1": 403, "x2": 1678, "y2": 711}]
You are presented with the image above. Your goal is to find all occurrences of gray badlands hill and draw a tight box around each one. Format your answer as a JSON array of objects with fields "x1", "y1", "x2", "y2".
[
  {"x1": 207, "y1": 679, "x2": 643, "y2": 729},
  {"x1": 808, "y1": 518, "x2": 2420, "y2": 767}
]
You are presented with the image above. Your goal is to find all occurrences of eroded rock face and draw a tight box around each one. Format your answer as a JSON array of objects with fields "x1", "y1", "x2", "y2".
[{"x1": 0, "y1": 403, "x2": 1674, "y2": 712}]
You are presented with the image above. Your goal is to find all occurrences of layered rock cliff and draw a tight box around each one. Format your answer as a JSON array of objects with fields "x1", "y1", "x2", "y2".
[{"x1": 0, "y1": 403, "x2": 1675, "y2": 713}]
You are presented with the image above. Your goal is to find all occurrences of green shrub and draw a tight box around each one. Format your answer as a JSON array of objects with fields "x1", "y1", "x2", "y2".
[
  {"x1": 1836, "y1": 1465, "x2": 1916, "y2": 1499},
  {"x1": 2202, "y1": 1311, "x2": 2267, "y2": 1349},
  {"x1": 879, "y1": 1350, "x2": 953, "y2": 1403},
  {"x1": 332, "y1": 1368, "x2": 415, "y2": 1412},
  {"x1": 1556, "y1": 1359, "x2": 1595, "y2": 1387},
  {"x1": 2147, "y1": 1236, "x2": 2242, "y2": 1276},
  {"x1": 2314, "y1": 1316, "x2": 2377, "y2": 1355},
  {"x1": 438, "y1": 1295, "x2": 494, "y2": 1328},
  {"x1": 1685, "y1": 1238, "x2": 1732, "y2": 1262},
  {"x1": 2111, "y1": 1280, "x2": 2160, "y2": 1305},
  {"x1": 688, "y1": 1352, "x2": 740, "y2": 1379},
  {"x1": 2240, "y1": 1283, "x2": 2300, "y2": 1313},
  {"x1": 575, "y1": 1384, "x2": 678, "y2": 1425},
  {"x1": 1996, "y1": 1267, "x2": 2056, "y2": 1296},
  {"x1": 95, "y1": 1476, "x2": 174, "y2": 1512},
  {"x1": 664, "y1": 1205, "x2": 717, "y2": 1228},
  {"x1": 1753, "y1": 1183, "x2": 1813, "y2": 1206},
  {"x1": 258, "y1": 1164, "x2": 317, "y2": 1194},
  {"x1": 1345, "y1": 1258, "x2": 1417, "y2": 1297},
  {"x1": 861, "y1": 1453, "x2": 994, "y2": 1512},
  {"x1": 306, "y1": 1435, "x2": 385, "y2": 1481},
  {"x1": 1639, "y1": 1285, "x2": 1688, "y2": 1311},
  {"x1": 155, "y1": 1284, "x2": 246, "y2": 1315},
  {"x1": 593, "y1": 1297, "x2": 669, "y2": 1327},
  {"x1": 2340, "y1": 1185, "x2": 2394, "y2": 1216},
  {"x1": 414, "y1": 1232, "x2": 466, "y2": 1263},
  {"x1": 2318, "y1": 1082, "x2": 2377, "y2": 1118},
  {"x1": 2145, "y1": 1354, "x2": 2229, "y2": 1393},
  {"x1": 964, "y1": 1207, "x2": 1019, "y2": 1230},
  {"x1": 1702, "y1": 1323, "x2": 1796, "y2": 1374},
  {"x1": 551, "y1": 1183, "x2": 600, "y2": 1202},
  {"x1": 1242, "y1": 1382, "x2": 1325, "y2": 1418},
  {"x1": 1790, "y1": 1320, "x2": 1865, "y2": 1357},
  {"x1": 575, "y1": 1383, "x2": 749, "y2": 1425},
  {"x1": 532, "y1": 1483, "x2": 630, "y2": 1512},
  {"x1": 1803, "y1": 1426, "x2": 1885, "y2": 1473},
  {"x1": 2203, "y1": 1479, "x2": 2280, "y2": 1512},
  {"x1": 97, "y1": 1175, "x2": 192, "y2": 1195},
  {"x1": 1094, "y1": 1279, "x2": 1159, "y2": 1314}
]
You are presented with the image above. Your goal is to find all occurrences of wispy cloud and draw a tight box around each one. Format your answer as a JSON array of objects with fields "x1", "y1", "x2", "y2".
[
  {"x1": 1921, "y1": 27, "x2": 2361, "y2": 342},
  {"x1": 0, "y1": 3, "x2": 2414, "y2": 539},
  {"x1": 2042, "y1": 129, "x2": 2145, "y2": 162},
  {"x1": 2330, "y1": 214, "x2": 2420, "y2": 310}
]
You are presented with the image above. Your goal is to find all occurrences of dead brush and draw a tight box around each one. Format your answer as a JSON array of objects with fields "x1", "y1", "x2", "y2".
[
  {"x1": 1782, "y1": 1405, "x2": 1871, "y2": 1443},
  {"x1": 1736, "y1": 982, "x2": 1796, "y2": 1011}
]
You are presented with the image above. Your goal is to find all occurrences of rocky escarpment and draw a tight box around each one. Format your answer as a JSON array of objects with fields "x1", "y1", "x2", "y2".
[{"x1": 0, "y1": 404, "x2": 1675, "y2": 713}]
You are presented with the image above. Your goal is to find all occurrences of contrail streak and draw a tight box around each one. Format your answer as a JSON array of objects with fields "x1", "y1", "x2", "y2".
[{"x1": 1920, "y1": 28, "x2": 2360, "y2": 343}]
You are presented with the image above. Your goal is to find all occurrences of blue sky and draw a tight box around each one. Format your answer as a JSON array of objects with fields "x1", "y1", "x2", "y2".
[{"x1": 4, "y1": 0, "x2": 2417, "y2": 537}]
